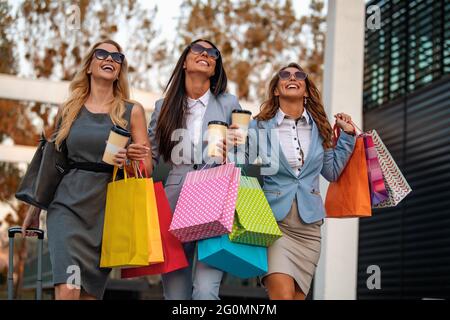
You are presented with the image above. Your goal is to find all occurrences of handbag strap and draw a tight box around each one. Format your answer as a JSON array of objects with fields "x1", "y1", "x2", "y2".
[{"x1": 48, "y1": 115, "x2": 68, "y2": 157}]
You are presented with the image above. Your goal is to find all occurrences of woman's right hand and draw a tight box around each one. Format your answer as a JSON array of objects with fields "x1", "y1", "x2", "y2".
[
  {"x1": 228, "y1": 124, "x2": 246, "y2": 146},
  {"x1": 21, "y1": 206, "x2": 41, "y2": 237}
]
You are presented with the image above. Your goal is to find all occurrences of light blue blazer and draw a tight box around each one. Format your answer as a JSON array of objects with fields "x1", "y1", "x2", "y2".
[
  {"x1": 148, "y1": 93, "x2": 242, "y2": 211},
  {"x1": 248, "y1": 114, "x2": 356, "y2": 224}
]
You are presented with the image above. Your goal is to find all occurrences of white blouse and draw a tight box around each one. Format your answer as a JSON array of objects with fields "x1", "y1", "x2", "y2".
[
  {"x1": 275, "y1": 108, "x2": 312, "y2": 176},
  {"x1": 185, "y1": 89, "x2": 210, "y2": 146}
]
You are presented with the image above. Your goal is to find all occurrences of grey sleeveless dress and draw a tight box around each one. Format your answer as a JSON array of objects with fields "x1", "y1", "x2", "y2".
[{"x1": 46, "y1": 103, "x2": 133, "y2": 299}]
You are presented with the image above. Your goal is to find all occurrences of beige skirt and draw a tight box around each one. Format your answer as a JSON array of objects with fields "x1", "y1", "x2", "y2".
[{"x1": 262, "y1": 198, "x2": 323, "y2": 295}]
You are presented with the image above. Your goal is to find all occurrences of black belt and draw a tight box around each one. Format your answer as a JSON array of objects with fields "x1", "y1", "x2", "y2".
[{"x1": 69, "y1": 161, "x2": 115, "y2": 173}]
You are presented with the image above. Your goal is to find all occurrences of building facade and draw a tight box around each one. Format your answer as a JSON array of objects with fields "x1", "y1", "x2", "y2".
[{"x1": 358, "y1": 0, "x2": 450, "y2": 299}]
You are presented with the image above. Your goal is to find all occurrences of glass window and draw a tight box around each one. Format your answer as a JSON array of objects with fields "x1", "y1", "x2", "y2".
[{"x1": 364, "y1": 0, "x2": 448, "y2": 110}]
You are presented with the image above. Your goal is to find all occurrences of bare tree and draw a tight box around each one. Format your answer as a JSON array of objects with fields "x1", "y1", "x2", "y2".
[
  {"x1": 16, "y1": 0, "x2": 164, "y2": 88},
  {"x1": 0, "y1": 0, "x2": 36, "y2": 299},
  {"x1": 0, "y1": 0, "x2": 167, "y2": 298}
]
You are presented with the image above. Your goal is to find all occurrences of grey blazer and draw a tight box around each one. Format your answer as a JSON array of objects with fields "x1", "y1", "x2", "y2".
[{"x1": 148, "y1": 92, "x2": 242, "y2": 211}]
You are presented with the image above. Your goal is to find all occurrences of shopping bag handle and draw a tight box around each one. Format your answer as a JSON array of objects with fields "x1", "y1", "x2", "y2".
[
  {"x1": 332, "y1": 123, "x2": 340, "y2": 147},
  {"x1": 112, "y1": 164, "x2": 128, "y2": 182},
  {"x1": 234, "y1": 162, "x2": 248, "y2": 177},
  {"x1": 134, "y1": 160, "x2": 149, "y2": 179},
  {"x1": 332, "y1": 120, "x2": 363, "y2": 147},
  {"x1": 350, "y1": 120, "x2": 363, "y2": 135}
]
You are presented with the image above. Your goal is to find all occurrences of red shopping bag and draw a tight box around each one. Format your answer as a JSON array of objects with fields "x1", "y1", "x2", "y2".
[
  {"x1": 325, "y1": 126, "x2": 372, "y2": 218},
  {"x1": 121, "y1": 182, "x2": 188, "y2": 278}
]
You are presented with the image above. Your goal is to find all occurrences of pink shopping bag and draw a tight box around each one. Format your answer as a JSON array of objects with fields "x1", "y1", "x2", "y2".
[
  {"x1": 169, "y1": 163, "x2": 241, "y2": 242},
  {"x1": 364, "y1": 132, "x2": 389, "y2": 206}
]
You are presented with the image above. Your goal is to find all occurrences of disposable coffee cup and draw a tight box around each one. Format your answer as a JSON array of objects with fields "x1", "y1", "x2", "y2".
[
  {"x1": 231, "y1": 109, "x2": 252, "y2": 144},
  {"x1": 207, "y1": 120, "x2": 228, "y2": 160},
  {"x1": 102, "y1": 125, "x2": 131, "y2": 165}
]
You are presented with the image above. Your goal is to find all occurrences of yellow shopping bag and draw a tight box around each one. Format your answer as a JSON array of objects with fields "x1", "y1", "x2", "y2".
[
  {"x1": 142, "y1": 165, "x2": 164, "y2": 264},
  {"x1": 100, "y1": 165, "x2": 160, "y2": 268}
]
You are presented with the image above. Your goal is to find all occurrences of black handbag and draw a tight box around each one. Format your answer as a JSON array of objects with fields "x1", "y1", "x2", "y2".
[{"x1": 15, "y1": 132, "x2": 69, "y2": 211}]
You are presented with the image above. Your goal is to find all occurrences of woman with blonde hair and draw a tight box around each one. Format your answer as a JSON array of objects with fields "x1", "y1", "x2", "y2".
[{"x1": 21, "y1": 39, "x2": 152, "y2": 300}]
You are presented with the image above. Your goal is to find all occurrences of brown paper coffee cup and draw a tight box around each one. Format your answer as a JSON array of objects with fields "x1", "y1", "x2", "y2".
[
  {"x1": 102, "y1": 125, "x2": 131, "y2": 165},
  {"x1": 207, "y1": 121, "x2": 228, "y2": 161},
  {"x1": 231, "y1": 109, "x2": 252, "y2": 144}
]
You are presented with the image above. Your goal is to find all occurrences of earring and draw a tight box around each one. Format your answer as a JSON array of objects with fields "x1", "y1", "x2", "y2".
[{"x1": 303, "y1": 96, "x2": 308, "y2": 107}]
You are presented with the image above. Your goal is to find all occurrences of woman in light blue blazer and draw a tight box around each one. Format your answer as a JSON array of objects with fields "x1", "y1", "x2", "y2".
[
  {"x1": 249, "y1": 63, "x2": 356, "y2": 300},
  {"x1": 141, "y1": 39, "x2": 241, "y2": 300}
]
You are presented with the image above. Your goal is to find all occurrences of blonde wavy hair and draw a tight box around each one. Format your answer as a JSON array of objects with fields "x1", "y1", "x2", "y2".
[{"x1": 55, "y1": 39, "x2": 131, "y2": 150}]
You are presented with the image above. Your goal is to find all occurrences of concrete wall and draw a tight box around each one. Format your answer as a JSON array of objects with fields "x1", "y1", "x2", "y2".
[{"x1": 313, "y1": 0, "x2": 366, "y2": 300}]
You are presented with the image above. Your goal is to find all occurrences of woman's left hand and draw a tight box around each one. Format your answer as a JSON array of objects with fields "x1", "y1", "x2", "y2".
[
  {"x1": 334, "y1": 113, "x2": 355, "y2": 134},
  {"x1": 216, "y1": 138, "x2": 228, "y2": 164},
  {"x1": 112, "y1": 148, "x2": 128, "y2": 167}
]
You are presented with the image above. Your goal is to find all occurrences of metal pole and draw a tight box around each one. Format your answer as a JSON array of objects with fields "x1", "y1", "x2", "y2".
[
  {"x1": 8, "y1": 236, "x2": 14, "y2": 300},
  {"x1": 36, "y1": 238, "x2": 43, "y2": 300}
]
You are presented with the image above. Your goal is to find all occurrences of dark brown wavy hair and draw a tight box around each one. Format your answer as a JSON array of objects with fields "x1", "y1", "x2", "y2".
[
  {"x1": 156, "y1": 39, "x2": 228, "y2": 161},
  {"x1": 255, "y1": 62, "x2": 333, "y2": 149}
]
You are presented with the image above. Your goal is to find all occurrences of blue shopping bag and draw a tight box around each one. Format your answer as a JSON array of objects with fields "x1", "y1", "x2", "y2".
[{"x1": 197, "y1": 234, "x2": 267, "y2": 279}]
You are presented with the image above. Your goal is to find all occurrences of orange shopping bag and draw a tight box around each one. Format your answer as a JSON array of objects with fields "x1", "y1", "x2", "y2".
[{"x1": 325, "y1": 126, "x2": 371, "y2": 218}]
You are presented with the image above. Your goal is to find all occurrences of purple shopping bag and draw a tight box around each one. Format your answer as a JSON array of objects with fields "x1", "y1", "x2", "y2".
[{"x1": 364, "y1": 132, "x2": 389, "y2": 206}]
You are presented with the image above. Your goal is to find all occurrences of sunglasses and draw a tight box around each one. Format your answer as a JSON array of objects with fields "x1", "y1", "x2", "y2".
[
  {"x1": 190, "y1": 43, "x2": 220, "y2": 60},
  {"x1": 278, "y1": 70, "x2": 308, "y2": 81},
  {"x1": 93, "y1": 48, "x2": 125, "y2": 64}
]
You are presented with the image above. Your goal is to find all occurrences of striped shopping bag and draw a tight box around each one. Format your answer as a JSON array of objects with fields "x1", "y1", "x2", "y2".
[{"x1": 370, "y1": 130, "x2": 412, "y2": 208}]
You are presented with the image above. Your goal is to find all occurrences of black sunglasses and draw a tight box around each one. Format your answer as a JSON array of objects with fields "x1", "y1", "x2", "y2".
[
  {"x1": 93, "y1": 48, "x2": 125, "y2": 64},
  {"x1": 190, "y1": 43, "x2": 220, "y2": 60},
  {"x1": 278, "y1": 70, "x2": 308, "y2": 81}
]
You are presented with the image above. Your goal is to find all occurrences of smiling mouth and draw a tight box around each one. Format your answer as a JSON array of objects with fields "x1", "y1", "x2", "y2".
[
  {"x1": 101, "y1": 64, "x2": 115, "y2": 72},
  {"x1": 197, "y1": 59, "x2": 210, "y2": 67},
  {"x1": 286, "y1": 84, "x2": 299, "y2": 89}
]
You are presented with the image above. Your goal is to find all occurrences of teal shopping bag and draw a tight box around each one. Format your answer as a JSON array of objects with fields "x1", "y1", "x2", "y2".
[{"x1": 197, "y1": 234, "x2": 267, "y2": 279}]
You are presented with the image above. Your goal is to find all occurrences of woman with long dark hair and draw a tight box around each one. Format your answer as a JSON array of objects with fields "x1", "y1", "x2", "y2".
[
  {"x1": 140, "y1": 39, "x2": 242, "y2": 300},
  {"x1": 251, "y1": 63, "x2": 356, "y2": 300},
  {"x1": 21, "y1": 39, "x2": 152, "y2": 300}
]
